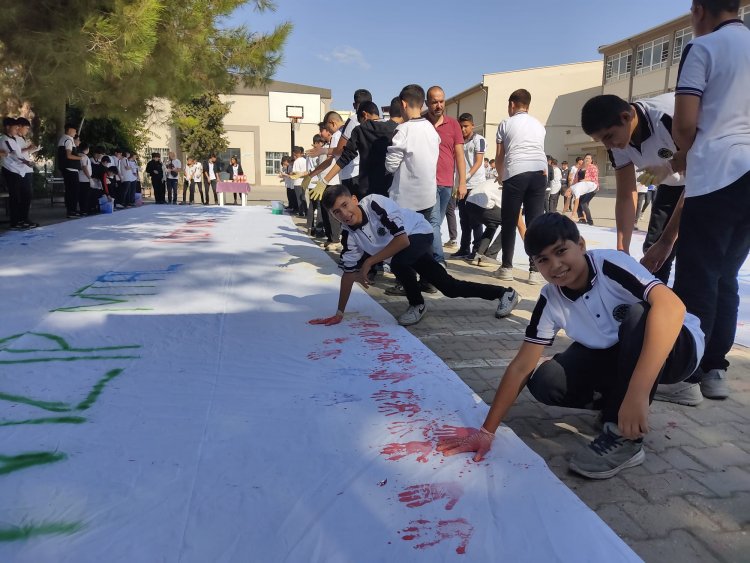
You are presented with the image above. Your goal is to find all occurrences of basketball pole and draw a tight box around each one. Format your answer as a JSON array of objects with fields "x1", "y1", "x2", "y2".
[{"x1": 290, "y1": 119, "x2": 295, "y2": 156}]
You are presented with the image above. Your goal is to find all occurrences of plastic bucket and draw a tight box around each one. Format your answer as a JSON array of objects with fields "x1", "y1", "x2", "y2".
[
  {"x1": 101, "y1": 201, "x2": 113, "y2": 214},
  {"x1": 271, "y1": 200, "x2": 284, "y2": 215}
]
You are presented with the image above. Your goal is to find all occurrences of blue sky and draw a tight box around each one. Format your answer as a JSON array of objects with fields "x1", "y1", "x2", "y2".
[{"x1": 230, "y1": 0, "x2": 692, "y2": 109}]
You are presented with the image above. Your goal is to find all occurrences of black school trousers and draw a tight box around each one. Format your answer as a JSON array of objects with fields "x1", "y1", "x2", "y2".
[
  {"x1": 527, "y1": 302, "x2": 698, "y2": 424},
  {"x1": 389, "y1": 233, "x2": 513, "y2": 307}
]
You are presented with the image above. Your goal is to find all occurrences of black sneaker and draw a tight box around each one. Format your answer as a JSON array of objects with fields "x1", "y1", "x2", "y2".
[
  {"x1": 450, "y1": 248, "x2": 472, "y2": 259},
  {"x1": 419, "y1": 281, "x2": 438, "y2": 294}
]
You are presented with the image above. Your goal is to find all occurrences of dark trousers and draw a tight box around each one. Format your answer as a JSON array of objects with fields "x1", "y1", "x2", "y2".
[
  {"x1": 321, "y1": 184, "x2": 342, "y2": 243},
  {"x1": 673, "y1": 171, "x2": 750, "y2": 372},
  {"x1": 286, "y1": 187, "x2": 298, "y2": 212},
  {"x1": 207, "y1": 179, "x2": 217, "y2": 203},
  {"x1": 120, "y1": 181, "x2": 135, "y2": 206},
  {"x1": 446, "y1": 196, "x2": 458, "y2": 241},
  {"x1": 62, "y1": 169, "x2": 79, "y2": 214},
  {"x1": 153, "y1": 178, "x2": 166, "y2": 203},
  {"x1": 578, "y1": 190, "x2": 597, "y2": 223},
  {"x1": 527, "y1": 303, "x2": 698, "y2": 424},
  {"x1": 2, "y1": 167, "x2": 22, "y2": 225},
  {"x1": 489, "y1": 170, "x2": 546, "y2": 270},
  {"x1": 185, "y1": 181, "x2": 198, "y2": 203},
  {"x1": 20, "y1": 172, "x2": 32, "y2": 223},
  {"x1": 307, "y1": 198, "x2": 323, "y2": 233},
  {"x1": 547, "y1": 192, "x2": 560, "y2": 213},
  {"x1": 166, "y1": 179, "x2": 178, "y2": 203},
  {"x1": 389, "y1": 233, "x2": 512, "y2": 307},
  {"x1": 78, "y1": 181, "x2": 91, "y2": 214},
  {"x1": 198, "y1": 181, "x2": 210, "y2": 204},
  {"x1": 294, "y1": 185, "x2": 307, "y2": 216},
  {"x1": 466, "y1": 202, "x2": 502, "y2": 256},
  {"x1": 642, "y1": 185, "x2": 683, "y2": 284},
  {"x1": 457, "y1": 197, "x2": 482, "y2": 252}
]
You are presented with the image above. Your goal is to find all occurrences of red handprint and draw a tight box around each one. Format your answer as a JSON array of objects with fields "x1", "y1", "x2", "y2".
[
  {"x1": 381, "y1": 441, "x2": 432, "y2": 463},
  {"x1": 359, "y1": 330, "x2": 389, "y2": 337},
  {"x1": 323, "y1": 337, "x2": 348, "y2": 344},
  {"x1": 398, "y1": 482, "x2": 463, "y2": 511},
  {"x1": 307, "y1": 349, "x2": 341, "y2": 360},
  {"x1": 400, "y1": 518, "x2": 474, "y2": 554},
  {"x1": 371, "y1": 389, "x2": 418, "y2": 402},
  {"x1": 378, "y1": 352, "x2": 413, "y2": 364},
  {"x1": 378, "y1": 401, "x2": 421, "y2": 417},
  {"x1": 368, "y1": 369, "x2": 414, "y2": 384},
  {"x1": 430, "y1": 425, "x2": 476, "y2": 441},
  {"x1": 364, "y1": 336, "x2": 398, "y2": 350},
  {"x1": 387, "y1": 419, "x2": 431, "y2": 439}
]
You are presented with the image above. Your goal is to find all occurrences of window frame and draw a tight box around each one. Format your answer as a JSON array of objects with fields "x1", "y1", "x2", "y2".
[
  {"x1": 673, "y1": 26, "x2": 693, "y2": 64},
  {"x1": 635, "y1": 35, "x2": 670, "y2": 75},
  {"x1": 605, "y1": 49, "x2": 633, "y2": 82},
  {"x1": 265, "y1": 151, "x2": 285, "y2": 176}
]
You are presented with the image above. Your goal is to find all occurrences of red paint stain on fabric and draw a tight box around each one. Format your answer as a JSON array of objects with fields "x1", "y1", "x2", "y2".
[
  {"x1": 387, "y1": 419, "x2": 431, "y2": 439},
  {"x1": 381, "y1": 441, "x2": 432, "y2": 463},
  {"x1": 368, "y1": 369, "x2": 415, "y2": 384},
  {"x1": 307, "y1": 349, "x2": 342, "y2": 360},
  {"x1": 323, "y1": 337, "x2": 349, "y2": 344},
  {"x1": 430, "y1": 425, "x2": 476, "y2": 441},
  {"x1": 378, "y1": 352, "x2": 413, "y2": 364},
  {"x1": 364, "y1": 337, "x2": 398, "y2": 350},
  {"x1": 371, "y1": 389, "x2": 418, "y2": 402},
  {"x1": 398, "y1": 482, "x2": 464, "y2": 510},
  {"x1": 400, "y1": 518, "x2": 474, "y2": 554},
  {"x1": 377, "y1": 401, "x2": 421, "y2": 417}
]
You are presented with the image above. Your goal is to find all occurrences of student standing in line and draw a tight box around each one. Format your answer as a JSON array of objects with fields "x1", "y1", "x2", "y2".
[
  {"x1": 291, "y1": 146, "x2": 308, "y2": 217},
  {"x1": 569, "y1": 153, "x2": 599, "y2": 225},
  {"x1": 450, "y1": 113, "x2": 485, "y2": 260},
  {"x1": 146, "y1": 152, "x2": 166, "y2": 204},
  {"x1": 14, "y1": 117, "x2": 39, "y2": 228},
  {"x1": 77, "y1": 143, "x2": 93, "y2": 215},
  {"x1": 228, "y1": 155, "x2": 244, "y2": 205},
  {"x1": 1, "y1": 118, "x2": 26, "y2": 229},
  {"x1": 669, "y1": 0, "x2": 750, "y2": 400},
  {"x1": 547, "y1": 158, "x2": 562, "y2": 213},
  {"x1": 57, "y1": 124, "x2": 82, "y2": 218},
  {"x1": 165, "y1": 151, "x2": 181, "y2": 204}
]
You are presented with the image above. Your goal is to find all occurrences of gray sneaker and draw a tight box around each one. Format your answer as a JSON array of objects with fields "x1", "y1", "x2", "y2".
[
  {"x1": 493, "y1": 267, "x2": 514, "y2": 281},
  {"x1": 653, "y1": 381, "x2": 703, "y2": 406},
  {"x1": 398, "y1": 304, "x2": 427, "y2": 326},
  {"x1": 495, "y1": 289, "x2": 520, "y2": 318},
  {"x1": 528, "y1": 271, "x2": 545, "y2": 285},
  {"x1": 700, "y1": 368, "x2": 729, "y2": 400},
  {"x1": 569, "y1": 422, "x2": 645, "y2": 479}
]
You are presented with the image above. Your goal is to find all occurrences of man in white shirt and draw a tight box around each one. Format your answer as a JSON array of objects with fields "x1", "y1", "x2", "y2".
[
  {"x1": 291, "y1": 146, "x2": 308, "y2": 217},
  {"x1": 165, "y1": 151, "x2": 181, "y2": 204},
  {"x1": 14, "y1": 117, "x2": 39, "y2": 227},
  {"x1": 57, "y1": 124, "x2": 82, "y2": 218},
  {"x1": 202, "y1": 153, "x2": 220, "y2": 205},
  {"x1": 491, "y1": 89, "x2": 548, "y2": 284}
]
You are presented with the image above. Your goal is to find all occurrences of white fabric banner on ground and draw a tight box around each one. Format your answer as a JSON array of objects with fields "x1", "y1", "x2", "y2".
[{"x1": 0, "y1": 207, "x2": 640, "y2": 562}]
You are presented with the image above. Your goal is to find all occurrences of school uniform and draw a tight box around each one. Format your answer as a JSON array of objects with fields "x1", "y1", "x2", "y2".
[
  {"x1": 673, "y1": 18, "x2": 750, "y2": 375},
  {"x1": 495, "y1": 111, "x2": 547, "y2": 270},
  {"x1": 525, "y1": 250, "x2": 704, "y2": 424},
  {"x1": 465, "y1": 181, "x2": 504, "y2": 257},
  {"x1": 229, "y1": 162, "x2": 244, "y2": 204},
  {"x1": 78, "y1": 153, "x2": 93, "y2": 214},
  {"x1": 57, "y1": 134, "x2": 80, "y2": 216},
  {"x1": 319, "y1": 136, "x2": 342, "y2": 243},
  {"x1": 16, "y1": 137, "x2": 36, "y2": 225},
  {"x1": 291, "y1": 156, "x2": 307, "y2": 216},
  {"x1": 547, "y1": 166, "x2": 562, "y2": 212},
  {"x1": 1, "y1": 133, "x2": 26, "y2": 227},
  {"x1": 385, "y1": 117, "x2": 440, "y2": 217},
  {"x1": 339, "y1": 116, "x2": 360, "y2": 195},
  {"x1": 608, "y1": 93, "x2": 684, "y2": 283},
  {"x1": 335, "y1": 119, "x2": 398, "y2": 198},
  {"x1": 203, "y1": 160, "x2": 220, "y2": 204},
  {"x1": 339, "y1": 194, "x2": 513, "y2": 307},
  {"x1": 120, "y1": 158, "x2": 138, "y2": 206},
  {"x1": 166, "y1": 158, "x2": 181, "y2": 204},
  {"x1": 456, "y1": 132, "x2": 486, "y2": 254}
]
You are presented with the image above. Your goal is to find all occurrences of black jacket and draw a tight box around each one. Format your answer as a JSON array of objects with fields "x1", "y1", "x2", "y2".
[
  {"x1": 336, "y1": 119, "x2": 398, "y2": 197},
  {"x1": 228, "y1": 163, "x2": 244, "y2": 180}
]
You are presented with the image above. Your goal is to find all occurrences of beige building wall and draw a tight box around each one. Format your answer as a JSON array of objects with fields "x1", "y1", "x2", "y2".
[
  {"x1": 143, "y1": 81, "x2": 331, "y2": 186},
  {"x1": 446, "y1": 61, "x2": 604, "y2": 172}
]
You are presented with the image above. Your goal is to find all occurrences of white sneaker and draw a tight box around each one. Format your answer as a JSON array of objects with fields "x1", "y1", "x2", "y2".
[
  {"x1": 398, "y1": 304, "x2": 427, "y2": 326},
  {"x1": 700, "y1": 369, "x2": 730, "y2": 400},
  {"x1": 528, "y1": 271, "x2": 545, "y2": 285},
  {"x1": 493, "y1": 267, "x2": 514, "y2": 281},
  {"x1": 653, "y1": 381, "x2": 703, "y2": 406},
  {"x1": 495, "y1": 289, "x2": 520, "y2": 318}
]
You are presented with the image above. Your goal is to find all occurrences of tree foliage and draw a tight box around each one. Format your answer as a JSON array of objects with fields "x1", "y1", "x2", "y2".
[
  {"x1": 0, "y1": 0, "x2": 290, "y2": 122},
  {"x1": 172, "y1": 92, "x2": 231, "y2": 160}
]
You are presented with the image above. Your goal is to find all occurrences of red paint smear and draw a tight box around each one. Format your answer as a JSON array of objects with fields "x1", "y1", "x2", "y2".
[
  {"x1": 377, "y1": 401, "x2": 421, "y2": 417},
  {"x1": 381, "y1": 441, "x2": 432, "y2": 463},
  {"x1": 400, "y1": 518, "x2": 474, "y2": 555},
  {"x1": 364, "y1": 337, "x2": 398, "y2": 350},
  {"x1": 350, "y1": 321, "x2": 380, "y2": 329},
  {"x1": 368, "y1": 369, "x2": 415, "y2": 384},
  {"x1": 431, "y1": 425, "x2": 476, "y2": 440},
  {"x1": 398, "y1": 482, "x2": 463, "y2": 510},
  {"x1": 378, "y1": 352, "x2": 413, "y2": 364},
  {"x1": 387, "y1": 419, "x2": 430, "y2": 439},
  {"x1": 371, "y1": 389, "x2": 417, "y2": 402},
  {"x1": 359, "y1": 330, "x2": 389, "y2": 338},
  {"x1": 307, "y1": 349, "x2": 342, "y2": 360},
  {"x1": 324, "y1": 337, "x2": 349, "y2": 344}
]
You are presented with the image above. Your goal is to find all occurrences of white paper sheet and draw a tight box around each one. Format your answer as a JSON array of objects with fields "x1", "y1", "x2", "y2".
[{"x1": 0, "y1": 207, "x2": 641, "y2": 562}]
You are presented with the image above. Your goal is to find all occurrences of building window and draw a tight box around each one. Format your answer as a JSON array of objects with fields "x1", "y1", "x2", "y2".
[
  {"x1": 265, "y1": 151, "x2": 285, "y2": 175},
  {"x1": 673, "y1": 27, "x2": 693, "y2": 63},
  {"x1": 636, "y1": 36, "x2": 670, "y2": 75},
  {"x1": 741, "y1": 5, "x2": 750, "y2": 28},
  {"x1": 605, "y1": 50, "x2": 632, "y2": 82}
]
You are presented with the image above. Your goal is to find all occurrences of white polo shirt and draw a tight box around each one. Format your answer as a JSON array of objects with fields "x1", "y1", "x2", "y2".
[
  {"x1": 385, "y1": 117, "x2": 440, "y2": 212},
  {"x1": 608, "y1": 93, "x2": 684, "y2": 187},
  {"x1": 525, "y1": 249, "x2": 704, "y2": 361},
  {"x1": 676, "y1": 19, "x2": 750, "y2": 197},
  {"x1": 1, "y1": 135, "x2": 25, "y2": 175},
  {"x1": 57, "y1": 134, "x2": 78, "y2": 173},
  {"x1": 339, "y1": 116, "x2": 360, "y2": 180},
  {"x1": 463, "y1": 133, "x2": 487, "y2": 188},
  {"x1": 495, "y1": 111, "x2": 547, "y2": 181}
]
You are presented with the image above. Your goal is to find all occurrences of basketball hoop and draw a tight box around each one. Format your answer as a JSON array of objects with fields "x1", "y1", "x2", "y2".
[
  {"x1": 290, "y1": 117, "x2": 301, "y2": 133},
  {"x1": 286, "y1": 105, "x2": 304, "y2": 153}
]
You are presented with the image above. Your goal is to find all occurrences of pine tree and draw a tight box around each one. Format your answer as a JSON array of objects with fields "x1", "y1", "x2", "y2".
[{"x1": 172, "y1": 93, "x2": 231, "y2": 160}]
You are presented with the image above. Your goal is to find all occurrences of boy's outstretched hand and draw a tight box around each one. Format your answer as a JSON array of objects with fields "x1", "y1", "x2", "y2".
[
  {"x1": 308, "y1": 312, "x2": 343, "y2": 326},
  {"x1": 436, "y1": 426, "x2": 495, "y2": 462}
]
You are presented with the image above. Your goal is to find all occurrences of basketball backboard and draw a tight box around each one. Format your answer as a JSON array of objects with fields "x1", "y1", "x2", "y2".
[{"x1": 268, "y1": 92, "x2": 320, "y2": 124}]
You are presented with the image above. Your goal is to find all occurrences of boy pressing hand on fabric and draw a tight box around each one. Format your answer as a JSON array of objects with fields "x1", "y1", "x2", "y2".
[
  {"x1": 309, "y1": 185, "x2": 520, "y2": 328},
  {"x1": 437, "y1": 213, "x2": 704, "y2": 479}
]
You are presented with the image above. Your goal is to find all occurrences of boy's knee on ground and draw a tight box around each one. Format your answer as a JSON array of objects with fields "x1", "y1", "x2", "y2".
[{"x1": 527, "y1": 362, "x2": 565, "y2": 406}]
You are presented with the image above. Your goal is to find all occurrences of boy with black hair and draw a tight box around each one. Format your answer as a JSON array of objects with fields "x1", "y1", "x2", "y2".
[
  {"x1": 1, "y1": 117, "x2": 26, "y2": 229},
  {"x1": 492, "y1": 89, "x2": 548, "y2": 284},
  {"x1": 581, "y1": 93, "x2": 684, "y2": 285},
  {"x1": 279, "y1": 155, "x2": 297, "y2": 213},
  {"x1": 666, "y1": 0, "x2": 750, "y2": 400},
  {"x1": 291, "y1": 146, "x2": 307, "y2": 217},
  {"x1": 57, "y1": 124, "x2": 82, "y2": 218},
  {"x1": 308, "y1": 185, "x2": 520, "y2": 327},
  {"x1": 203, "y1": 153, "x2": 221, "y2": 205},
  {"x1": 451, "y1": 113, "x2": 485, "y2": 259},
  {"x1": 437, "y1": 213, "x2": 704, "y2": 479}
]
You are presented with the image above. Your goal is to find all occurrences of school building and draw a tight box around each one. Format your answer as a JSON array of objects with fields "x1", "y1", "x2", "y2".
[
  {"x1": 143, "y1": 80, "x2": 332, "y2": 186},
  {"x1": 445, "y1": 61, "x2": 604, "y2": 176}
]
